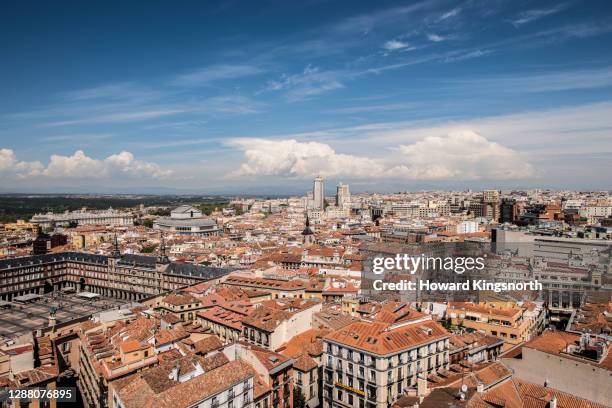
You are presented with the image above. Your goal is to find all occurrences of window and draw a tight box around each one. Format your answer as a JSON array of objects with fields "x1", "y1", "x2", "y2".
[
  {"x1": 337, "y1": 390, "x2": 343, "y2": 401},
  {"x1": 348, "y1": 394, "x2": 354, "y2": 405}
]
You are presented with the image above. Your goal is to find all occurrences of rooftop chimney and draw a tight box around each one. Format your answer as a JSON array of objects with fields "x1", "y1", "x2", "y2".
[{"x1": 550, "y1": 396, "x2": 558, "y2": 408}]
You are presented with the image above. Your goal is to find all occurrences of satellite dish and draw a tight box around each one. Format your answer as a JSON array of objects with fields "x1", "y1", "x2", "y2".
[{"x1": 461, "y1": 384, "x2": 468, "y2": 393}]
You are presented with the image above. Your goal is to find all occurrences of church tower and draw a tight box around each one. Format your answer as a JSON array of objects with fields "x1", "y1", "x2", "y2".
[
  {"x1": 302, "y1": 214, "x2": 315, "y2": 247},
  {"x1": 157, "y1": 232, "x2": 169, "y2": 264},
  {"x1": 111, "y1": 233, "x2": 121, "y2": 258}
]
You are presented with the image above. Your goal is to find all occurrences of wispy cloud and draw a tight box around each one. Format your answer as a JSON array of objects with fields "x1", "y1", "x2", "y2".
[
  {"x1": 330, "y1": 103, "x2": 417, "y2": 114},
  {"x1": 127, "y1": 138, "x2": 221, "y2": 149},
  {"x1": 438, "y1": 7, "x2": 460, "y2": 21},
  {"x1": 444, "y1": 67, "x2": 612, "y2": 92},
  {"x1": 44, "y1": 109, "x2": 183, "y2": 127},
  {"x1": 39, "y1": 133, "x2": 114, "y2": 142},
  {"x1": 426, "y1": 33, "x2": 446, "y2": 42},
  {"x1": 511, "y1": 3, "x2": 571, "y2": 27},
  {"x1": 332, "y1": 1, "x2": 434, "y2": 35},
  {"x1": 444, "y1": 49, "x2": 492, "y2": 63},
  {"x1": 264, "y1": 65, "x2": 344, "y2": 101},
  {"x1": 171, "y1": 64, "x2": 265, "y2": 86},
  {"x1": 61, "y1": 82, "x2": 161, "y2": 103},
  {"x1": 382, "y1": 40, "x2": 414, "y2": 51}
]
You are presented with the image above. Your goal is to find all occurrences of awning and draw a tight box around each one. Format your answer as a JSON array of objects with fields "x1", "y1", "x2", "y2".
[{"x1": 76, "y1": 291, "x2": 101, "y2": 299}]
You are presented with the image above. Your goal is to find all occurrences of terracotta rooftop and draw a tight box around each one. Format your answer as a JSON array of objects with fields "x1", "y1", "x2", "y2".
[
  {"x1": 115, "y1": 359, "x2": 254, "y2": 408},
  {"x1": 325, "y1": 319, "x2": 449, "y2": 355}
]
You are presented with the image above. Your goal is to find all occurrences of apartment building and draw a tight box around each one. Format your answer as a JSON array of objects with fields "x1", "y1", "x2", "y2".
[
  {"x1": 322, "y1": 317, "x2": 450, "y2": 408},
  {"x1": 446, "y1": 301, "x2": 542, "y2": 347},
  {"x1": 157, "y1": 292, "x2": 203, "y2": 322},
  {"x1": 224, "y1": 275, "x2": 307, "y2": 299},
  {"x1": 225, "y1": 342, "x2": 295, "y2": 408},
  {"x1": 278, "y1": 328, "x2": 327, "y2": 408},
  {"x1": 242, "y1": 298, "x2": 322, "y2": 350},
  {"x1": 0, "y1": 251, "x2": 233, "y2": 302},
  {"x1": 502, "y1": 330, "x2": 611, "y2": 406},
  {"x1": 112, "y1": 357, "x2": 255, "y2": 408},
  {"x1": 198, "y1": 302, "x2": 254, "y2": 344}
]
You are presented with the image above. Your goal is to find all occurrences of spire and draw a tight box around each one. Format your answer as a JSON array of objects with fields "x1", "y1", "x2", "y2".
[
  {"x1": 111, "y1": 233, "x2": 121, "y2": 258},
  {"x1": 302, "y1": 213, "x2": 313, "y2": 236},
  {"x1": 157, "y1": 232, "x2": 169, "y2": 264},
  {"x1": 302, "y1": 212, "x2": 314, "y2": 247}
]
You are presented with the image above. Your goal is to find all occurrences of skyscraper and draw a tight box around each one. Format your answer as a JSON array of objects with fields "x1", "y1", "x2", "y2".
[
  {"x1": 335, "y1": 182, "x2": 350, "y2": 207},
  {"x1": 313, "y1": 176, "x2": 325, "y2": 209}
]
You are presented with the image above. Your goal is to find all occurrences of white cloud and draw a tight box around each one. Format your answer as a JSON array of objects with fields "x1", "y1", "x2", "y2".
[
  {"x1": 104, "y1": 151, "x2": 173, "y2": 178},
  {"x1": 44, "y1": 150, "x2": 105, "y2": 177},
  {"x1": 511, "y1": 4, "x2": 570, "y2": 27},
  {"x1": 426, "y1": 33, "x2": 445, "y2": 42},
  {"x1": 389, "y1": 131, "x2": 534, "y2": 180},
  {"x1": 0, "y1": 149, "x2": 44, "y2": 178},
  {"x1": 446, "y1": 67, "x2": 612, "y2": 93},
  {"x1": 383, "y1": 40, "x2": 411, "y2": 51},
  {"x1": 172, "y1": 64, "x2": 265, "y2": 86},
  {"x1": 444, "y1": 49, "x2": 491, "y2": 63},
  {"x1": 0, "y1": 149, "x2": 172, "y2": 180},
  {"x1": 229, "y1": 132, "x2": 533, "y2": 181},
  {"x1": 264, "y1": 66, "x2": 344, "y2": 101},
  {"x1": 439, "y1": 7, "x2": 460, "y2": 21},
  {"x1": 45, "y1": 109, "x2": 183, "y2": 127},
  {"x1": 228, "y1": 138, "x2": 384, "y2": 178}
]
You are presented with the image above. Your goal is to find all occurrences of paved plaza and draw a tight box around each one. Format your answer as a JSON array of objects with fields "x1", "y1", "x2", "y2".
[{"x1": 0, "y1": 291, "x2": 128, "y2": 340}]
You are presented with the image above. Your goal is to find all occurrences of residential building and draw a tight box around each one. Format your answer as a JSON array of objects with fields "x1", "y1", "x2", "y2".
[{"x1": 323, "y1": 316, "x2": 450, "y2": 408}]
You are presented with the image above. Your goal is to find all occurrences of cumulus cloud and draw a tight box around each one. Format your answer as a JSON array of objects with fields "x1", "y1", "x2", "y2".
[
  {"x1": 0, "y1": 149, "x2": 172, "y2": 180},
  {"x1": 229, "y1": 131, "x2": 533, "y2": 181},
  {"x1": 389, "y1": 131, "x2": 534, "y2": 180},
  {"x1": 228, "y1": 139, "x2": 384, "y2": 178},
  {"x1": 0, "y1": 149, "x2": 44, "y2": 178}
]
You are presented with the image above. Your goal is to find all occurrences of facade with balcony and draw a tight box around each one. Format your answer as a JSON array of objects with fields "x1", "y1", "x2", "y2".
[{"x1": 322, "y1": 318, "x2": 450, "y2": 408}]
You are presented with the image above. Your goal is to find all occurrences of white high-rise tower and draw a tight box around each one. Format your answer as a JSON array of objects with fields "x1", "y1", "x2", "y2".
[{"x1": 313, "y1": 176, "x2": 325, "y2": 209}]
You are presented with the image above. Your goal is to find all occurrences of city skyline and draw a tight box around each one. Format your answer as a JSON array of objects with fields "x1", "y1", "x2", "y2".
[{"x1": 2, "y1": 1, "x2": 612, "y2": 193}]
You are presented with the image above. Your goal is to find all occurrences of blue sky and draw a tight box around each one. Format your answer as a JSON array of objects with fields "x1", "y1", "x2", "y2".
[{"x1": 1, "y1": 0, "x2": 612, "y2": 193}]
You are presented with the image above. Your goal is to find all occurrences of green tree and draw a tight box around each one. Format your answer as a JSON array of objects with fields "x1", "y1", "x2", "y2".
[{"x1": 293, "y1": 386, "x2": 306, "y2": 408}]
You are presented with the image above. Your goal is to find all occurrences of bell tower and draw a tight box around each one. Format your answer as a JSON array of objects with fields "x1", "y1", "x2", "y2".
[{"x1": 302, "y1": 214, "x2": 315, "y2": 247}]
